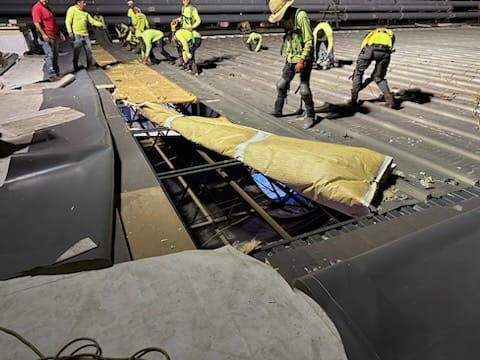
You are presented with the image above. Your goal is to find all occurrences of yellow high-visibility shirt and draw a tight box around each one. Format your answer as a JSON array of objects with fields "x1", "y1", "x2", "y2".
[
  {"x1": 65, "y1": 5, "x2": 103, "y2": 36},
  {"x1": 361, "y1": 28, "x2": 395, "y2": 49},
  {"x1": 313, "y1": 22, "x2": 333, "y2": 55}
]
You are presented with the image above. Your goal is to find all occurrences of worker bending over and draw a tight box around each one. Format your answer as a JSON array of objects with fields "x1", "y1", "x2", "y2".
[
  {"x1": 138, "y1": 28, "x2": 175, "y2": 65},
  {"x1": 313, "y1": 21, "x2": 334, "y2": 69},
  {"x1": 173, "y1": 28, "x2": 201, "y2": 75},
  {"x1": 115, "y1": 23, "x2": 136, "y2": 48},
  {"x1": 246, "y1": 32, "x2": 264, "y2": 52},
  {"x1": 350, "y1": 27, "x2": 396, "y2": 108}
]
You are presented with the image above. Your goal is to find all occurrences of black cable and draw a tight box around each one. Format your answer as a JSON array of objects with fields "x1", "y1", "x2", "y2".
[
  {"x1": 0, "y1": 326, "x2": 45, "y2": 358},
  {"x1": 0, "y1": 326, "x2": 171, "y2": 360}
]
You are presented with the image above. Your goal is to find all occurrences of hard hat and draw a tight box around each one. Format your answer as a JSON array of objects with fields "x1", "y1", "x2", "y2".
[
  {"x1": 268, "y1": 0, "x2": 295, "y2": 23},
  {"x1": 127, "y1": 0, "x2": 134, "y2": 6}
]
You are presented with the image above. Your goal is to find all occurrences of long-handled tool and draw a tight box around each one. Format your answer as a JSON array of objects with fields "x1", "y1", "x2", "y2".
[{"x1": 294, "y1": 83, "x2": 303, "y2": 115}]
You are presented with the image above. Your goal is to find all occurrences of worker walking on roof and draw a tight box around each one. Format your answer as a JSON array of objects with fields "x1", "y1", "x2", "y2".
[
  {"x1": 65, "y1": 0, "x2": 104, "y2": 71},
  {"x1": 268, "y1": 0, "x2": 315, "y2": 129},
  {"x1": 171, "y1": 0, "x2": 201, "y2": 32},
  {"x1": 173, "y1": 28, "x2": 201, "y2": 75},
  {"x1": 32, "y1": 0, "x2": 64, "y2": 82},
  {"x1": 313, "y1": 21, "x2": 334, "y2": 70},
  {"x1": 138, "y1": 28, "x2": 176, "y2": 65},
  {"x1": 350, "y1": 27, "x2": 396, "y2": 108}
]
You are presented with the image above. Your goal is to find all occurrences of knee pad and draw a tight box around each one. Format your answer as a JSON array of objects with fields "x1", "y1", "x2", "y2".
[
  {"x1": 299, "y1": 83, "x2": 313, "y2": 103},
  {"x1": 276, "y1": 77, "x2": 289, "y2": 96}
]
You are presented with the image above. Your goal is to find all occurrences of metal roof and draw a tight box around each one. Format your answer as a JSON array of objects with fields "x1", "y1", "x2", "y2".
[
  {"x1": 137, "y1": 24, "x2": 480, "y2": 276},
  {"x1": 146, "y1": 25, "x2": 479, "y2": 207}
]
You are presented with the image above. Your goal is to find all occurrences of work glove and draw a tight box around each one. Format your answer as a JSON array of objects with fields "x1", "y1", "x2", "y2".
[
  {"x1": 68, "y1": 33, "x2": 74, "y2": 41},
  {"x1": 170, "y1": 19, "x2": 178, "y2": 32},
  {"x1": 295, "y1": 58, "x2": 304, "y2": 73},
  {"x1": 183, "y1": 52, "x2": 192, "y2": 63},
  {"x1": 141, "y1": 58, "x2": 148, "y2": 65}
]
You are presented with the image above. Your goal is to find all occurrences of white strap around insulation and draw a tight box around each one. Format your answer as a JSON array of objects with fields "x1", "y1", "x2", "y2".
[
  {"x1": 234, "y1": 131, "x2": 271, "y2": 162},
  {"x1": 164, "y1": 114, "x2": 184, "y2": 128}
]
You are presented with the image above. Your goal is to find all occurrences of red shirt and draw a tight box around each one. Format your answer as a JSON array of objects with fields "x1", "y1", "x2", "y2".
[{"x1": 32, "y1": 1, "x2": 57, "y2": 39}]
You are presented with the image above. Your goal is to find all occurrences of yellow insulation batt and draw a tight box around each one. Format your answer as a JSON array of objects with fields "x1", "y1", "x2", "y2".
[
  {"x1": 91, "y1": 44, "x2": 117, "y2": 67},
  {"x1": 104, "y1": 61, "x2": 198, "y2": 104},
  {"x1": 141, "y1": 103, "x2": 393, "y2": 217}
]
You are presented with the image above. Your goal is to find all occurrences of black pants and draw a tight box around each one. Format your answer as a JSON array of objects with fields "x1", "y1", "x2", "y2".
[
  {"x1": 275, "y1": 60, "x2": 314, "y2": 118},
  {"x1": 150, "y1": 39, "x2": 174, "y2": 62}
]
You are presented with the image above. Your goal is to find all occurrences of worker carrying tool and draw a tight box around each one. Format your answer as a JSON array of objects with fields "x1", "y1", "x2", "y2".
[
  {"x1": 138, "y1": 28, "x2": 176, "y2": 65},
  {"x1": 350, "y1": 27, "x2": 396, "y2": 108},
  {"x1": 170, "y1": 0, "x2": 201, "y2": 32},
  {"x1": 173, "y1": 28, "x2": 202, "y2": 75},
  {"x1": 268, "y1": 0, "x2": 316, "y2": 129},
  {"x1": 312, "y1": 21, "x2": 335, "y2": 70}
]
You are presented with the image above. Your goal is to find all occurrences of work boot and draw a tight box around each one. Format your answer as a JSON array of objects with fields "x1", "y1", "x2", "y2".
[
  {"x1": 349, "y1": 89, "x2": 358, "y2": 107},
  {"x1": 49, "y1": 74, "x2": 63, "y2": 82},
  {"x1": 190, "y1": 63, "x2": 198, "y2": 75},
  {"x1": 303, "y1": 116, "x2": 314, "y2": 129},
  {"x1": 384, "y1": 92, "x2": 395, "y2": 108},
  {"x1": 271, "y1": 97, "x2": 285, "y2": 117}
]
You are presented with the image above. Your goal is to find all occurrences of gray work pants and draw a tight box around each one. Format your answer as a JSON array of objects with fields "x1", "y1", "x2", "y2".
[{"x1": 352, "y1": 45, "x2": 391, "y2": 95}]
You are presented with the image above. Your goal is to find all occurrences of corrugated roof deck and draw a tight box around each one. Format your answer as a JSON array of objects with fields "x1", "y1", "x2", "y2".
[{"x1": 149, "y1": 25, "x2": 480, "y2": 213}]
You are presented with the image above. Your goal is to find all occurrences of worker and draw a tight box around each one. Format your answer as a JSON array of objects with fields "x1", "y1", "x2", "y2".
[
  {"x1": 268, "y1": 0, "x2": 315, "y2": 129},
  {"x1": 350, "y1": 27, "x2": 396, "y2": 108},
  {"x1": 65, "y1": 0, "x2": 104, "y2": 71},
  {"x1": 171, "y1": 0, "x2": 201, "y2": 32},
  {"x1": 138, "y1": 28, "x2": 176, "y2": 65},
  {"x1": 131, "y1": 12, "x2": 150, "y2": 53},
  {"x1": 115, "y1": 23, "x2": 137, "y2": 51},
  {"x1": 126, "y1": 1, "x2": 146, "y2": 51},
  {"x1": 313, "y1": 21, "x2": 334, "y2": 70},
  {"x1": 133, "y1": 12, "x2": 149, "y2": 37},
  {"x1": 32, "y1": 0, "x2": 64, "y2": 81},
  {"x1": 246, "y1": 32, "x2": 264, "y2": 52},
  {"x1": 127, "y1": 0, "x2": 141, "y2": 29},
  {"x1": 173, "y1": 28, "x2": 201, "y2": 75}
]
